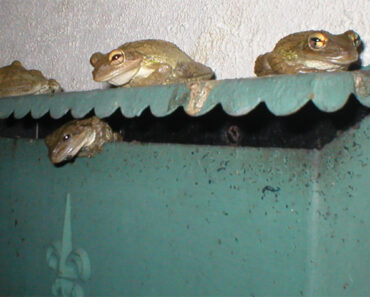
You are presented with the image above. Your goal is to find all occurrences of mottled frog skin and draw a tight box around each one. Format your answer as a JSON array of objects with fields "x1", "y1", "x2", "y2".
[
  {"x1": 0, "y1": 61, "x2": 62, "y2": 98},
  {"x1": 254, "y1": 30, "x2": 361, "y2": 76},
  {"x1": 90, "y1": 39, "x2": 215, "y2": 87},
  {"x1": 45, "y1": 116, "x2": 122, "y2": 164}
]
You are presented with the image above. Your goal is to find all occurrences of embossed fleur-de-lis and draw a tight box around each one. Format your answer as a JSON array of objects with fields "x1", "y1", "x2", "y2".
[{"x1": 46, "y1": 194, "x2": 91, "y2": 297}]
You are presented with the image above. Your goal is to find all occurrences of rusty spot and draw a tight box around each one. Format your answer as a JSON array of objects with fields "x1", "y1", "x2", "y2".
[
  {"x1": 185, "y1": 80, "x2": 219, "y2": 116},
  {"x1": 353, "y1": 70, "x2": 370, "y2": 97},
  {"x1": 309, "y1": 93, "x2": 315, "y2": 99}
]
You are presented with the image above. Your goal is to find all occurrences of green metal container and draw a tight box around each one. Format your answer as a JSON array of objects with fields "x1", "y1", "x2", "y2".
[{"x1": 0, "y1": 69, "x2": 369, "y2": 296}]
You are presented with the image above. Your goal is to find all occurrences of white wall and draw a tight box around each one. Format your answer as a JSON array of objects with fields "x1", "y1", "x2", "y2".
[{"x1": 0, "y1": 0, "x2": 368, "y2": 91}]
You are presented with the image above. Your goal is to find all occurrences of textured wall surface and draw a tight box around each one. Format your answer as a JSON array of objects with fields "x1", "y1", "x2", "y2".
[{"x1": 0, "y1": 0, "x2": 369, "y2": 92}]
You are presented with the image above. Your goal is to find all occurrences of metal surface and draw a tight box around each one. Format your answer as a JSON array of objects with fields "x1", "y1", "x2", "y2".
[
  {"x1": 0, "y1": 116, "x2": 369, "y2": 296},
  {"x1": 0, "y1": 68, "x2": 369, "y2": 120}
]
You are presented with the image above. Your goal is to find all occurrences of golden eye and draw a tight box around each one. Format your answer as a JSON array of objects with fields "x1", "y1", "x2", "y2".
[
  {"x1": 108, "y1": 50, "x2": 124, "y2": 64},
  {"x1": 308, "y1": 33, "x2": 327, "y2": 50},
  {"x1": 350, "y1": 33, "x2": 361, "y2": 47}
]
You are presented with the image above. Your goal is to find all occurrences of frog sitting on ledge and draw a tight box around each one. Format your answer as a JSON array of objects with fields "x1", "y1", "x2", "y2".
[
  {"x1": 254, "y1": 30, "x2": 362, "y2": 76},
  {"x1": 0, "y1": 61, "x2": 62, "y2": 98},
  {"x1": 90, "y1": 39, "x2": 215, "y2": 88}
]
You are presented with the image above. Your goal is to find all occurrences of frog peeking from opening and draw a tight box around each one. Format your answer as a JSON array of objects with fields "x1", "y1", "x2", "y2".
[{"x1": 45, "y1": 116, "x2": 122, "y2": 164}]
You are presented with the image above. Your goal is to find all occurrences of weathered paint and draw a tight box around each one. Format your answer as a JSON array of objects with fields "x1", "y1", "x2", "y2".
[
  {"x1": 0, "y1": 116, "x2": 368, "y2": 296},
  {"x1": 0, "y1": 68, "x2": 369, "y2": 120}
]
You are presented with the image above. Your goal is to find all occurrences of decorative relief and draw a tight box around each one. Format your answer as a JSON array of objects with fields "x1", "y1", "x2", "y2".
[{"x1": 46, "y1": 194, "x2": 91, "y2": 297}]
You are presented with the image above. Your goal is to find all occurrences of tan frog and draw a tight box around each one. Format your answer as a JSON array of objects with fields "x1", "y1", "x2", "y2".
[
  {"x1": 0, "y1": 61, "x2": 62, "y2": 98},
  {"x1": 45, "y1": 116, "x2": 122, "y2": 164},
  {"x1": 90, "y1": 39, "x2": 215, "y2": 87},
  {"x1": 254, "y1": 30, "x2": 362, "y2": 76}
]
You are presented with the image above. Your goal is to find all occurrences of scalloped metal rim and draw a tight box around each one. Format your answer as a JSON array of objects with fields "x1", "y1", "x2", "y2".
[{"x1": 0, "y1": 68, "x2": 369, "y2": 120}]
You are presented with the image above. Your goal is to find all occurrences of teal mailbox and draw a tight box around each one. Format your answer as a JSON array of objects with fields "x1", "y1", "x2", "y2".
[{"x1": 0, "y1": 69, "x2": 369, "y2": 296}]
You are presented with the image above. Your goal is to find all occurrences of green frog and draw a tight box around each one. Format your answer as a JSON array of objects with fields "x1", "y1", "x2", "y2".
[
  {"x1": 45, "y1": 116, "x2": 122, "y2": 164},
  {"x1": 0, "y1": 61, "x2": 62, "y2": 98},
  {"x1": 90, "y1": 39, "x2": 215, "y2": 87},
  {"x1": 254, "y1": 30, "x2": 362, "y2": 76}
]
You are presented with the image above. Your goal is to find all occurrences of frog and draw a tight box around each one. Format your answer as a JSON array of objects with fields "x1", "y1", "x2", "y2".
[
  {"x1": 254, "y1": 30, "x2": 362, "y2": 76},
  {"x1": 0, "y1": 61, "x2": 62, "y2": 98},
  {"x1": 90, "y1": 39, "x2": 215, "y2": 87},
  {"x1": 45, "y1": 116, "x2": 122, "y2": 164}
]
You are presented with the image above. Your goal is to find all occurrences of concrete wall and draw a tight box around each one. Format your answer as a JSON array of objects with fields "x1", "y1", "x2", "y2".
[{"x1": 0, "y1": 0, "x2": 368, "y2": 91}]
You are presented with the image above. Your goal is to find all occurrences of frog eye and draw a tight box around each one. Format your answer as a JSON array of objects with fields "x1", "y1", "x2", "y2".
[
  {"x1": 308, "y1": 33, "x2": 327, "y2": 50},
  {"x1": 350, "y1": 33, "x2": 361, "y2": 47},
  {"x1": 63, "y1": 134, "x2": 71, "y2": 141},
  {"x1": 108, "y1": 50, "x2": 125, "y2": 64}
]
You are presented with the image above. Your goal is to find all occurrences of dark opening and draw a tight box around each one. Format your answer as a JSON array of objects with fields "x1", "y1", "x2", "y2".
[{"x1": 0, "y1": 95, "x2": 368, "y2": 149}]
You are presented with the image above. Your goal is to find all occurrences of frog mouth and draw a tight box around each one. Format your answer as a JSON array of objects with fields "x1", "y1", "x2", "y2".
[
  {"x1": 302, "y1": 53, "x2": 359, "y2": 71},
  {"x1": 92, "y1": 58, "x2": 143, "y2": 86},
  {"x1": 92, "y1": 66, "x2": 139, "y2": 86},
  {"x1": 325, "y1": 48, "x2": 359, "y2": 65},
  {"x1": 51, "y1": 144, "x2": 84, "y2": 163},
  {"x1": 50, "y1": 132, "x2": 96, "y2": 164},
  {"x1": 107, "y1": 68, "x2": 140, "y2": 86},
  {"x1": 328, "y1": 54, "x2": 359, "y2": 65}
]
